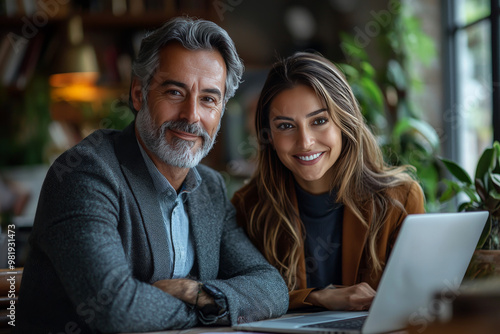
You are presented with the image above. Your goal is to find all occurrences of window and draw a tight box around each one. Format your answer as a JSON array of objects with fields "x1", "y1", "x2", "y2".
[{"x1": 444, "y1": 0, "x2": 499, "y2": 175}]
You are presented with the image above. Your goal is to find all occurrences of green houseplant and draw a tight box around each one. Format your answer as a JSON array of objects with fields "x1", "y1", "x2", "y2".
[
  {"x1": 440, "y1": 141, "x2": 500, "y2": 278},
  {"x1": 440, "y1": 141, "x2": 500, "y2": 249},
  {"x1": 337, "y1": 5, "x2": 444, "y2": 213}
]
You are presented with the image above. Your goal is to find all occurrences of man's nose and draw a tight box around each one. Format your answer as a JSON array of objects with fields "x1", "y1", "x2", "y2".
[{"x1": 179, "y1": 96, "x2": 201, "y2": 124}]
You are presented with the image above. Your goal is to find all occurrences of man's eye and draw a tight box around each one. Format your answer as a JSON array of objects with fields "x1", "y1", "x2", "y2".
[
  {"x1": 167, "y1": 90, "x2": 182, "y2": 96},
  {"x1": 202, "y1": 96, "x2": 216, "y2": 104}
]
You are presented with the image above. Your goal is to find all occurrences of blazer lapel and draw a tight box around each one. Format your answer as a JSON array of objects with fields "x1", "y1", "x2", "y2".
[
  {"x1": 341, "y1": 205, "x2": 369, "y2": 285},
  {"x1": 186, "y1": 183, "x2": 218, "y2": 280},
  {"x1": 114, "y1": 122, "x2": 170, "y2": 281}
]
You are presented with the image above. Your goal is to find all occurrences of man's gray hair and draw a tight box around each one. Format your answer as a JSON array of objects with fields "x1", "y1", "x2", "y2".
[{"x1": 129, "y1": 16, "x2": 244, "y2": 115}]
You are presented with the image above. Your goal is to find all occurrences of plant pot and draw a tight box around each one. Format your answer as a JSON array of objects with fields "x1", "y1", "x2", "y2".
[
  {"x1": 466, "y1": 250, "x2": 500, "y2": 279},
  {"x1": 481, "y1": 216, "x2": 500, "y2": 250}
]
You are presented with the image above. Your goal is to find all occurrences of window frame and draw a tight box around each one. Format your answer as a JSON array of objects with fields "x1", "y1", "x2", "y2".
[{"x1": 443, "y1": 0, "x2": 499, "y2": 164}]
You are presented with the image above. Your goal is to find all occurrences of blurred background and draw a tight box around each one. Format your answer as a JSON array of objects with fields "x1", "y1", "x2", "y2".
[{"x1": 0, "y1": 0, "x2": 498, "y2": 266}]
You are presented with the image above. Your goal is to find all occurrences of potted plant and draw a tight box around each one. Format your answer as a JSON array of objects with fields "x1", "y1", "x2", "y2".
[{"x1": 440, "y1": 141, "x2": 500, "y2": 278}]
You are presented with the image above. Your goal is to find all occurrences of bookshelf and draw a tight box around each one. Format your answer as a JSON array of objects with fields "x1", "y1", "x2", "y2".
[{"x1": 0, "y1": 0, "x2": 216, "y2": 166}]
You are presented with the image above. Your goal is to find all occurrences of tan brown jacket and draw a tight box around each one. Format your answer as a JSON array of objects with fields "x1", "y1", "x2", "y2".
[{"x1": 231, "y1": 180, "x2": 425, "y2": 309}]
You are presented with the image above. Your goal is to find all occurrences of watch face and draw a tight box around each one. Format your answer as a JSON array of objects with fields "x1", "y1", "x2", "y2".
[
  {"x1": 201, "y1": 284, "x2": 227, "y2": 314},
  {"x1": 202, "y1": 283, "x2": 224, "y2": 299},
  {"x1": 199, "y1": 303, "x2": 220, "y2": 316}
]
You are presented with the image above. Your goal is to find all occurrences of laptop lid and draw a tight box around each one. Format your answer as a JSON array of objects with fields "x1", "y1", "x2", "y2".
[{"x1": 234, "y1": 211, "x2": 489, "y2": 334}]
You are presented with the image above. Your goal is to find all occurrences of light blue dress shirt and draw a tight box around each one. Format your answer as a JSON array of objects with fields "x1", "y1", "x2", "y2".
[{"x1": 137, "y1": 140, "x2": 200, "y2": 279}]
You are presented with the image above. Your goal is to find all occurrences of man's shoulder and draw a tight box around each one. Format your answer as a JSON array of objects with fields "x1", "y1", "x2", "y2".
[
  {"x1": 75, "y1": 128, "x2": 120, "y2": 153},
  {"x1": 193, "y1": 164, "x2": 228, "y2": 196},
  {"x1": 56, "y1": 128, "x2": 124, "y2": 163},
  {"x1": 195, "y1": 163, "x2": 222, "y2": 181},
  {"x1": 48, "y1": 128, "x2": 126, "y2": 183}
]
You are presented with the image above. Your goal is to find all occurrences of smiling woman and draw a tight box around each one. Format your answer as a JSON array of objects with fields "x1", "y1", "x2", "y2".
[
  {"x1": 268, "y1": 85, "x2": 342, "y2": 194},
  {"x1": 231, "y1": 51, "x2": 425, "y2": 311}
]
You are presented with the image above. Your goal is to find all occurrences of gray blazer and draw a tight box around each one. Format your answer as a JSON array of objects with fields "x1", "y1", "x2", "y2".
[{"x1": 15, "y1": 123, "x2": 288, "y2": 333}]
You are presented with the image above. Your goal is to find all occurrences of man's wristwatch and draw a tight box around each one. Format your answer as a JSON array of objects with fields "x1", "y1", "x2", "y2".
[{"x1": 199, "y1": 283, "x2": 227, "y2": 316}]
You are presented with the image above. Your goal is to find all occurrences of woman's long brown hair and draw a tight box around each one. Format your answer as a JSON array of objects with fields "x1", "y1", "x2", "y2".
[{"x1": 245, "y1": 52, "x2": 418, "y2": 290}]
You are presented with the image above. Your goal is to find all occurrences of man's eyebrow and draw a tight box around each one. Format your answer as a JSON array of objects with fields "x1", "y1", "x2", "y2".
[
  {"x1": 271, "y1": 108, "x2": 328, "y2": 122},
  {"x1": 160, "y1": 80, "x2": 187, "y2": 89},
  {"x1": 202, "y1": 88, "x2": 222, "y2": 100},
  {"x1": 159, "y1": 80, "x2": 222, "y2": 100}
]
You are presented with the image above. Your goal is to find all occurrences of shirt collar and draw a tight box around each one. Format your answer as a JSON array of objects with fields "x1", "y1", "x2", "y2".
[{"x1": 137, "y1": 138, "x2": 201, "y2": 198}]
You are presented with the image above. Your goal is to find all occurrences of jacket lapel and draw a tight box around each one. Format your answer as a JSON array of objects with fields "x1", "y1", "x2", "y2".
[
  {"x1": 113, "y1": 122, "x2": 170, "y2": 281},
  {"x1": 186, "y1": 184, "x2": 217, "y2": 280},
  {"x1": 341, "y1": 205, "x2": 369, "y2": 285}
]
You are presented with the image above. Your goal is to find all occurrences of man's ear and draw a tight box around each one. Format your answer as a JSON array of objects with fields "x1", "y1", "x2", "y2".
[{"x1": 131, "y1": 78, "x2": 143, "y2": 111}]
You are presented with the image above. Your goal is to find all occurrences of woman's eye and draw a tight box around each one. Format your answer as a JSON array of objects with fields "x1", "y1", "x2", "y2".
[
  {"x1": 277, "y1": 123, "x2": 293, "y2": 130},
  {"x1": 313, "y1": 118, "x2": 328, "y2": 125}
]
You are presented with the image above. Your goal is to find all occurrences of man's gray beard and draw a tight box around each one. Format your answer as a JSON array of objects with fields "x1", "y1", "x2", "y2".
[{"x1": 135, "y1": 104, "x2": 218, "y2": 169}]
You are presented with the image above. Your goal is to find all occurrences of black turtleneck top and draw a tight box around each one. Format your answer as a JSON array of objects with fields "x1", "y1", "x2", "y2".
[{"x1": 295, "y1": 182, "x2": 344, "y2": 288}]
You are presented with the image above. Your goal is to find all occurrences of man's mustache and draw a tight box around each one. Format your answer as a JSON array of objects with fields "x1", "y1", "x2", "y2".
[{"x1": 159, "y1": 120, "x2": 211, "y2": 142}]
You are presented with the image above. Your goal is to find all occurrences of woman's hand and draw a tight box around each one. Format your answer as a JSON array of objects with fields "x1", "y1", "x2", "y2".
[{"x1": 305, "y1": 282, "x2": 376, "y2": 311}]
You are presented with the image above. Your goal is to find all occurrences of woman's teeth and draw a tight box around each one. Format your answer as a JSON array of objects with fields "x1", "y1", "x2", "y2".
[{"x1": 297, "y1": 152, "x2": 322, "y2": 161}]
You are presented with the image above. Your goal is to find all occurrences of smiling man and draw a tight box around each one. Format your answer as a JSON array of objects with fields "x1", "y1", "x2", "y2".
[{"x1": 15, "y1": 17, "x2": 288, "y2": 334}]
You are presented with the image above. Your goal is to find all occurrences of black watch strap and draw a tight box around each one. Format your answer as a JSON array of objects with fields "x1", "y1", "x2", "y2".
[{"x1": 199, "y1": 283, "x2": 227, "y2": 316}]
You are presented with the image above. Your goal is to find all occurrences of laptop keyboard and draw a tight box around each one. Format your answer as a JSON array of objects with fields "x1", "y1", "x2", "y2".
[{"x1": 302, "y1": 315, "x2": 368, "y2": 330}]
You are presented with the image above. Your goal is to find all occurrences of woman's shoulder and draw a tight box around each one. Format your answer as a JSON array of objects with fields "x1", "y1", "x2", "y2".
[
  {"x1": 386, "y1": 179, "x2": 422, "y2": 196},
  {"x1": 386, "y1": 180, "x2": 425, "y2": 214}
]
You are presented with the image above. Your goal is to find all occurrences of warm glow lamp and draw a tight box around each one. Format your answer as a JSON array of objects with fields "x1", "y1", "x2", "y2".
[{"x1": 49, "y1": 15, "x2": 100, "y2": 99}]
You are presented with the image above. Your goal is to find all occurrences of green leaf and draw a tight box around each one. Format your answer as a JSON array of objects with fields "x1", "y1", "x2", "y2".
[
  {"x1": 491, "y1": 173, "x2": 500, "y2": 193},
  {"x1": 392, "y1": 118, "x2": 440, "y2": 152},
  {"x1": 387, "y1": 60, "x2": 407, "y2": 90},
  {"x1": 418, "y1": 166, "x2": 439, "y2": 202},
  {"x1": 410, "y1": 118, "x2": 439, "y2": 150},
  {"x1": 338, "y1": 63, "x2": 359, "y2": 81},
  {"x1": 339, "y1": 32, "x2": 368, "y2": 61},
  {"x1": 360, "y1": 61, "x2": 376, "y2": 78},
  {"x1": 463, "y1": 187, "x2": 480, "y2": 203},
  {"x1": 475, "y1": 178, "x2": 488, "y2": 202},
  {"x1": 440, "y1": 158, "x2": 473, "y2": 185},
  {"x1": 475, "y1": 147, "x2": 495, "y2": 182},
  {"x1": 359, "y1": 77, "x2": 384, "y2": 112},
  {"x1": 493, "y1": 141, "x2": 500, "y2": 173},
  {"x1": 439, "y1": 179, "x2": 460, "y2": 202},
  {"x1": 477, "y1": 216, "x2": 492, "y2": 249},
  {"x1": 458, "y1": 202, "x2": 473, "y2": 212},
  {"x1": 490, "y1": 189, "x2": 500, "y2": 200}
]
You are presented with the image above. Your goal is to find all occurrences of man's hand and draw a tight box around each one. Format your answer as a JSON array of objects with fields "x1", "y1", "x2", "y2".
[
  {"x1": 153, "y1": 279, "x2": 214, "y2": 308},
  {"x1": 305, "y1": 282, "x2": 376, "y2": 311}
]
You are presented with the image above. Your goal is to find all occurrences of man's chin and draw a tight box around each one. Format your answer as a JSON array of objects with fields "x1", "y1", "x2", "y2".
[{"x1": 168, "y1": 137, "x2": 202, "y2": 150}]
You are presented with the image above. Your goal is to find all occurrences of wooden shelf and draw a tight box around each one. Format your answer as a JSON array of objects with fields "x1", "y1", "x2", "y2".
[
  {"x1": 0, "y1": 11, "x2": 212, "y2": 30},
  {"x1": 80, "y1": 12, "x2": 211, "y2": 29}
]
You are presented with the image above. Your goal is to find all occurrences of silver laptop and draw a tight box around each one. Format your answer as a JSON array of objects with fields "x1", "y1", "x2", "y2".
[{"x1": 233, "y1": 211, "x2": 489, "y2": 334}]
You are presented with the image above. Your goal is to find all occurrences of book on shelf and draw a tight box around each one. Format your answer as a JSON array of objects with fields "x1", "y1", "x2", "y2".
[
  {"x1": 15, "y1": 32, "x2": 44, "y2": 89},
  {"x1": 1, "y1": 0, "x2": 38, "y2": 16},
  {"x1": 1, "y1": 32, "x2": 29, "y2": 87},
  {"x1": 0, "y1": 32, "x2": 44, "y2": 88}
]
